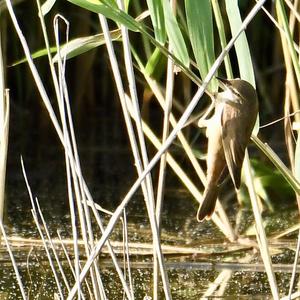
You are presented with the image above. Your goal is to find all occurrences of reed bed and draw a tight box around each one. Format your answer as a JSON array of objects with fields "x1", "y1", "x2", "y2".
[{"x1": 1, "y1": 0, "x2": 300, "y2": 299}]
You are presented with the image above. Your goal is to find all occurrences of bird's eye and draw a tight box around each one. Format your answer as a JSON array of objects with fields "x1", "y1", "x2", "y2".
[{"x1": 232, "y1": 88, "x2": 242, "y2": 98}]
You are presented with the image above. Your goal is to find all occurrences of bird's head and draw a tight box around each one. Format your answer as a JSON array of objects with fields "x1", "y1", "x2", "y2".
[{"x1": 216, "y1": 77, "x2": 257, "y2": 106}]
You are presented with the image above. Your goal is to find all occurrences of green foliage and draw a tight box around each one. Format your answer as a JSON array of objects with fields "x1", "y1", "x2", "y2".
[
  {"x1": 185, "y1": 0, "x2": 217, "y2": 92},
  {"x1": 145, "y1": 47, "x2": 166, "y2": 78},
  {"x1": 250, "y1": 158, "x2": 294, "y2": 209},
  {"x1": 161, "y1": 0, "x2": 189, "y2": 67},
  {"x1": 12, "y1": 30, "x2": 121, "y2": 66},
  {"x1": 146, "y1": 0, "x2": 166, "y2": 44},
  {"x1": 67, "y1": 0, "x2": 138, "y2": 31},
  {"x1": 225, "y1": 0, "x2": 255, "y2": 86},
  {"x1": 252, "y1": 136, "x2": 300, "y2": 195},
  {"x1": 67, "y1": 0, "x2": 189, "y2": 68}
]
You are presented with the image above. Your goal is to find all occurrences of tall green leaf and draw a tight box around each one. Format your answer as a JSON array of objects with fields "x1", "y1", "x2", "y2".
[
  {"x1": 67, "y1": 0, "x2": 190, "y2": 67},
  {"x1": 146, "y1": 0, "x2": 166, "y2": 44},
  {"x1": 53, "y1": 30, "x2": 121, "y2": 61},
  {"x1": 225, "y1": 0, "x2": 255, "y2": 86},
  {"x1": 185, "y1": 0, "x2": 217, "y2": 92},
  {"x1": 162, "y1": 0, "x2": 189, "y2": 67},
  {"x1": 12, "y1": 30, "x2": 121, "y2": 65},
  {"x1": 67, "y1": 0, "x2": 138, "y2": 32}
]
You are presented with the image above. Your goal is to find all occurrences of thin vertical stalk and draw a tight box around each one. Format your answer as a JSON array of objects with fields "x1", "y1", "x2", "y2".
[
  {"x1": 116, "y1": 0, "x2": 156, "y2": 227},
  {"x1": 32, "y1": 209, "x2": 64, "y2": 298},
  {"x1": 0, "y1": 221, "x2": 27, "y2": 299},
  {"x1": 116, "y1": 1, "x2": 162, "y2": 298},
  {"x1": 286, "y1": 0, "x2": 300, "y2": 211},
  {"x1": 98, "y1": 13, "x2": 172, "y2": 300},
  {"x1": 57, "y1": 231, "x2": 88, "y2": 300},
  {"x1": 21, "y1": 159, "x2": 64, "y2": 298},
  {"x1": 55, "y1": 25, "x2": 94, "y2": 300},
  {"x1": 155, "y1": 0, "x2": 175, "y2": 232},
  {"x1": 122, "y1": 210, "x2": 134, "y2": 299},
  {"x1": 244, "y1": 152, "x2": 279, "y2": 300},
  {"x1": 153, "y1": 1, "x2": 176, "y2": 297},
  {"x1": 54, "y1": 16, "x2": 104, "y2": 300},
  {"x1": 0, "y1": 27, "x2": 8, "y2": 223},
  {"x1": 52, "y1": 17, "x2": 82, "y2": 298},
  {"x1": 288, "y1": 229, "x2": 300, "y2": 298}
]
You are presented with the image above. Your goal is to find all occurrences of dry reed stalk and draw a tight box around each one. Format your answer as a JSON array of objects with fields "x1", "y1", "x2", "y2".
[
  {"x1": 0, "y1": 220, "x2": 27, "y2": 299},
  {"x1": 244, "y1": 152, "x2": 279, "y2": 299},
  {"x1": 0, "y1": 32, "x2": 8, "y2": 223},
  {"x1": 153, "y1": 0, "x2": 176, "y2": 297},
  {"x1": 98, "y1": 11, "x2": 171, "y2": 300},
  {"x1": 54, "y1": 16, "x2": 105, "y2": 299}
]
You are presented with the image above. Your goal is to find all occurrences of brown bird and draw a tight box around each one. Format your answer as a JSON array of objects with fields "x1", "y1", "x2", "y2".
[{"x1": 197, "y1": 78, "x2": 258, "y2": 221}]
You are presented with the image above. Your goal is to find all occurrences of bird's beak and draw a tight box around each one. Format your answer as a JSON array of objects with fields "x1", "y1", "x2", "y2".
[{"x1": 216, "y1": 76, "x2": 231, "y2": 90}]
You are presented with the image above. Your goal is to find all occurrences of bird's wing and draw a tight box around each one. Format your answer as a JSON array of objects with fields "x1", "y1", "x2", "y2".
[{"x1": 221, "y1": 105, "x2": 246, "y2": 189}]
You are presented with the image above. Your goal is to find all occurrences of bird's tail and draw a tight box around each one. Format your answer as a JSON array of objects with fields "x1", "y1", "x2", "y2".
[{"x1": 197, "y1": 184, "x2": 219, "y2": 222}]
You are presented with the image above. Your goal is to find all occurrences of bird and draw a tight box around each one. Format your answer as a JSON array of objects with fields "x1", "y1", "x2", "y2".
[{"x1": 197, "y1": 78, "x2": 258, "y2": 221}]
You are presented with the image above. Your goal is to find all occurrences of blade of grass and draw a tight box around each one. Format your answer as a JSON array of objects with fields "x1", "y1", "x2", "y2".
[
  {"x1": 0, "y1": 220, "x2": 27, "y2": 299},
  {"x1": 252, "y1": 135, "x2": 300, "y2": 193},
  {"x1": 68, "y1": 0, "x2": 138, "y2": 31},
  {"x1": 68, "y1": 0, "x2": 189, "y2": 67},
  {"x1": 225, "y1": 0, "x2": 255, "y2": 86},
  {"x1": 211, "y1": 0, "x2": 233, "y2": 79},
  {"x1": 185, "y1": 0, "x2": 217, "y2": 91},
  {"x1": 161, "y1": 0, "x2": 189, "y2": 67},
  {"x1": 146, "y1": 0, "x2": 166, "y2": 44}
]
